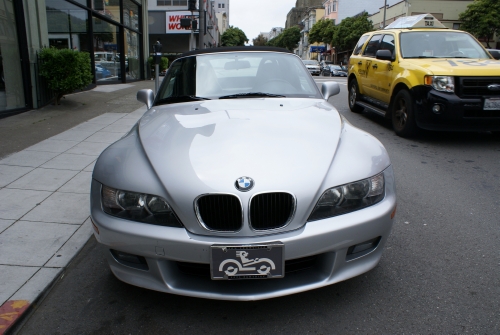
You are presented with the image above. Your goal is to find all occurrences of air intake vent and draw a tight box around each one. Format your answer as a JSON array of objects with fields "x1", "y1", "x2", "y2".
[
  {"x1": 250, "y1": 192, "x2": 295, "y2": 230},
  {"x1": 196, "y1": 194, "x2": 242, "y2": 231}
]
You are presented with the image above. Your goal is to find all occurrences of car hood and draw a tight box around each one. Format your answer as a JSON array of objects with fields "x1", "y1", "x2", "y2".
[
  {"x1": 137, "y1": 98, "x2": 342, "y2": 234},
  {"x1": 306, "y1": 65, "x2": 320, "y2": 69},
  {"x1": 403, "y1": 58, "x2": 500, "y2": 76}
]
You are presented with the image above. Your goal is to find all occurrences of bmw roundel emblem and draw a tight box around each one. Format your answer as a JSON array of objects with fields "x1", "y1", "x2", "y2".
[{"x1": 235, "y1": 176, "x2": 254, "y2": 192}]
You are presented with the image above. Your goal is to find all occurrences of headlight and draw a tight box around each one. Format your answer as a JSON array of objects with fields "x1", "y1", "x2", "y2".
[
  {"x1": 101, "y1": 185, "x2": 183, "y2": 227},
  {"x1": 424, "y1": 76, "x2": 455, "y2": 93},
  {"x1": 308, "y1": 173, "x2": 385, "y2": 222}
]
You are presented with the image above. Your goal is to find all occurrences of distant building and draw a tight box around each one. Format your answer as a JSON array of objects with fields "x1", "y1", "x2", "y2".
[
  {"x1": 213, "y1": 1, "x2": 229, "y2": 42},
  {"x1": 285, "y1": 0, "x2": 324, "y2": 29},
  {"x1": 369, "y1": 0, "x2": 474, "y2": 30},
  {"x1": 268, "y1": 27, "x2": 284, "y2": 40},
  {"x1": 297, "y1": 7, "x2": 325, "y2": 60},
  {"x1": 148, "y1": 0, "x2": 220, "y2": 58},
  {"x1": 336, "y1": 0, "x2": 400, "y2": 23}
]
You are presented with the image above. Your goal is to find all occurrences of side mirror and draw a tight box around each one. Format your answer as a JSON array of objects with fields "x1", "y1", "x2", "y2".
[
  {"x1": 137, "y1": 89, "x2": 155, "y2": 109},
  {"x1": 321, "y1": 82, "x2": 340, "y2": 100},
  {"x1": 376, "y1": 49, "x2": 394, "y2": 61}
]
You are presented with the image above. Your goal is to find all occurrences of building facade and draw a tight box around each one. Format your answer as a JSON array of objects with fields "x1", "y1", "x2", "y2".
[
  {"x1": 297, "y1": 7, "x2": 325, "y2": 60},
  {"x1": 322, "y1": 0, "x2": 338, "y2": 22},
  {"x1": 148, "y1": 0, "x2": 219, "y2": 61},
  {"x1": 285, "y1": 0, "x2": 324, "y2": 29},
  {"x1": 0, "y1": 0, "x2": 149, "y2": 118},
  {"x1": 268, "y1": 27, "x2": 283, "y2": 40}
]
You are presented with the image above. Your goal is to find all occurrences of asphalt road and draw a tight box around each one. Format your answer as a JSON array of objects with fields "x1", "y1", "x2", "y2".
[{"x1": 17, "y1": 77, "x2": 500, "y2": 334}]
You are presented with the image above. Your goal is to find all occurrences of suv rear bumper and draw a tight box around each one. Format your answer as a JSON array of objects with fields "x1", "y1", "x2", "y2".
[{"x1": 411, "y1": 86, "x2": 500, "y2": 131}]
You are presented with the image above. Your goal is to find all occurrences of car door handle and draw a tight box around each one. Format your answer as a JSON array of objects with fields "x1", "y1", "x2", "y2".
[
  {"x1": 372, "y1": 64, "x2": 378, "y2": 69},
  {"x1": 358, "y1": 61, "x2": 362, "y2": 65}
]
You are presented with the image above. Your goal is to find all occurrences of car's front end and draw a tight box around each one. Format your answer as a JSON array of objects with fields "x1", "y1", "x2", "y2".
[
  {"x1": 90, "y1": 48, "x2": 396, "y2": 300},
  {"x1": 397, "y1": 30, "x2": 500, "y2": 132}
]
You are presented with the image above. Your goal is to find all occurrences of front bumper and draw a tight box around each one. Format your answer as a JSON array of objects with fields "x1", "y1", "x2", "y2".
[
  {"x1": 307, "y1": 68, "x2": 320, "y2": 75},
  {"x1": 411, "y1": 86, "x2": 500, "y2": 131},
  {"x1": 90, "y1": 167, "x2": 396, "y2": 301}
]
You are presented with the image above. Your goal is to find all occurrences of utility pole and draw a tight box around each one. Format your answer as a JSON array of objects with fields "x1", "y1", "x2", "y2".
[
  {"x1": 198, "y1": 0, "x2": 204, "y2": 49},
  {"x1": 383, "y1": 0, "x2": 387, "y2": 28}
]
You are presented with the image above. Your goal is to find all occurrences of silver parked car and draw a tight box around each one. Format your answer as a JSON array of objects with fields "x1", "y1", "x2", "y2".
[
  {"x1": 90, "y1": 47, "x2": 396, "y2": 301},
  {"x1": 302, "y1": 59, "x2": 321, "y2": 76}
]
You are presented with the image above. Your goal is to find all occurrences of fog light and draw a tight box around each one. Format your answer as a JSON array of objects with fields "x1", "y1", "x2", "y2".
[
  {"x1": 346, "y1": 237, "x2": 381, "y2": 261},
  {"x1": 432, "y1": 104, "x2": 442, "y2": 114},
  {"x1": 110, "y1": 249, "x2": 149, "y2": 270}
]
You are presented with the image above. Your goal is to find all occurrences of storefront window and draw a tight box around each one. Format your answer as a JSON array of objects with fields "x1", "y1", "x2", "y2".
[
  {"x1": 92, "y1": 0, "x2": 121, "y2": 24},
  {"x1": 0, "y1": 0, "x2": 25, "y2": 112},
  {"x1": 125, "y1": 30, "x2": 140, "y2": 80},
  {"x1": 46, "y1": 0, "x2": 89, "y2": 51},
  {"x1": 93, "y1": 17, "x2": 121, "y2": 82},
  {"x1": 123, "y1": 0, "x2": 139, "y2": 30}
]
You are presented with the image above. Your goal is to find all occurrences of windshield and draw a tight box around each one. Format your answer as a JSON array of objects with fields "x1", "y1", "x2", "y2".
[
  {"x1": 400, "y1": 31, "x2": 491, "y2": 59},
  {"x1": 156, "y1": 52, "x2": 322, "y2": 101},
  {"x1": 302, "y1": 60, "x2": 319, "y2": 65},
  {"x1": 330, "y1": 65, "x2": 342, "y2": 70}
]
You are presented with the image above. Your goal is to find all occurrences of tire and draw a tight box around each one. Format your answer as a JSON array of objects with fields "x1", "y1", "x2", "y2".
[
  {"x1": 391, "y1": 89, "x2": 418, "y2": 137},
  {"x1": 348, "y1": 79, "x2": 364, "y2": 113}
]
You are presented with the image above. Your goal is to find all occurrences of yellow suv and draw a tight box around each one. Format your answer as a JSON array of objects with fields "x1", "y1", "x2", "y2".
[{"x1": 348, "y1": 14, "x2": 500, "y2": 137}]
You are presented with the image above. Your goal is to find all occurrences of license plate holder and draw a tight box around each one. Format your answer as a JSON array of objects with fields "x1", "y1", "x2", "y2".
[
  {"x1": 484, "y1": 97, "x2": 500, "y2": 110},
  {"x1": 210, "y1": 243, "x2": 284, "y2": 280}
]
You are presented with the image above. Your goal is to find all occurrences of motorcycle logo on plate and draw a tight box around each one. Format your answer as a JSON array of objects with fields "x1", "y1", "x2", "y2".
[
  {"x1": 235, "y1": 176, "x2": 254, "y2": 192},
  {"x1": 219, "y1": 251, "x2": 276, "y2": 276}
]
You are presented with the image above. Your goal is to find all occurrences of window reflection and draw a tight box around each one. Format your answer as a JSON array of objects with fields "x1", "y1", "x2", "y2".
[
  {"x1": 93, "y1": 17, "x2": 121, "y2": 82},
  {"x1": 125, "y1": 30, "x2": 140, "y2": 80},
  {"x1": 46, "y1": 0, "x2": 89, "y2": 51},
  {"x1": 123, "y1": 0, "x2": 139, "y2": 30},
  {"x1": 92, "y1": 0, "x2": 121, "y2": 24},
  {"x1": 0, "y1": 0, "x2": 25, "y2": 111}
]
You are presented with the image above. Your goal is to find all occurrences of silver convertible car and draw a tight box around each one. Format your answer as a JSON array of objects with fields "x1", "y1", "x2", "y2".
[{"x1": 90, "y1": 47, "x2": 397, "y2": 301}]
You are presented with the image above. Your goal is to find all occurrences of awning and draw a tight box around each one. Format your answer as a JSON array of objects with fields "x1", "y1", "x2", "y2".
[{"x1": 310, "y1": 46, "x2": 326, "y2": 53}]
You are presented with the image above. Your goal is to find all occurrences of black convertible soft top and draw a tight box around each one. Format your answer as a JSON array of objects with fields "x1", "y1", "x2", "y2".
[{"x1": 179, "y1": 46, "x2": 292, "y2": 57}]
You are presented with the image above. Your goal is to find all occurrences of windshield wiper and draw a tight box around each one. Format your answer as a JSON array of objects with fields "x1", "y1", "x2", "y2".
[
  {"x1": 155, "y1": 95, "x2": 210, "y2": 106},
  {"x1": 219, "y1": 92, "x2": 286, "y2": 99}
]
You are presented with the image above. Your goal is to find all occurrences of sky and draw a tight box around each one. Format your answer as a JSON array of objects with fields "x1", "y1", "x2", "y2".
[{"x1": 230, "y1": 0, "x2": 297, "y2": 44}]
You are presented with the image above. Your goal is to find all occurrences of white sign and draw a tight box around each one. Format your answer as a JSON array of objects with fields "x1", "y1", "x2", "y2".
[{"x1": 166, "y1": 11, "x2": 198, "y2": 34}]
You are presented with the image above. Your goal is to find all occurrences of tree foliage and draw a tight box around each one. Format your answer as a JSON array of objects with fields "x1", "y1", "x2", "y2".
[
  {"x1": 331, "y1": 12, "x2": 372, "y2": 51},
  {"x1": 39, "y1": 48, "x2": 93, "y2": 105},
  {"x1": 309, "y1": 18, "x2": 336, "y2": 45},
  {"x1": 221, "y1": 26, "x2": 249, "y2": 46},
  {"x1": 266, "y1": 27, "x2": 301, "y2": 51},
  {"x1": 252, "y1": 33, "x2": 268, "y2": 46},
  {"x1": 459, "y1": 0, "x2": 500, "y2": 48}
]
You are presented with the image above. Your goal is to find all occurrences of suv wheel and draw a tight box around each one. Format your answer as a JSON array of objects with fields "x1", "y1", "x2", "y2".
[
  {"x1": 348, "y1": 80, "x2": 364, "y2": 113},
  {"x1": 392, "y1": 89, "x2": 418, "y2": 137}
]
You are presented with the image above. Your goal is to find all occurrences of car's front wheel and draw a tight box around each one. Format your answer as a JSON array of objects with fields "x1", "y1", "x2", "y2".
[
  {"x1": 391, "y1": 89, "x2": 418, "y2": 137},
  {"x1": 348, "y1": 79, "x2": 364, "y2": 113}
]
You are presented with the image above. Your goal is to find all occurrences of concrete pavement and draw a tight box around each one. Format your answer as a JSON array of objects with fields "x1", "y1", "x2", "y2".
[{"x1": 0, "y1": 80, "x2": 155, "y2": 334}]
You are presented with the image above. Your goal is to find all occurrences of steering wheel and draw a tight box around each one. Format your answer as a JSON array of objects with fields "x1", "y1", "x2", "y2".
[{"x1": 448, "y1": 50, "x2": 465, "y2": 57}]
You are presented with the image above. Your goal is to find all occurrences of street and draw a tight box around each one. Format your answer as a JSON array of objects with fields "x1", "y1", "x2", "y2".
[{"x1": 17, "y1": 77, "x2": 500, "y2": 334}]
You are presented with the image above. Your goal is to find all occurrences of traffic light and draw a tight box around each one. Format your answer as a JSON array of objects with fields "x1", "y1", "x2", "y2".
[{"x1": 188, "y1": 0, "x2": 197, "y2": 11}]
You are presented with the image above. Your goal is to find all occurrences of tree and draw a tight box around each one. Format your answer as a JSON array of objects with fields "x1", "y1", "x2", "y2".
[
  {"x1": 221, "y1": 26, "x2": 249, "y2": 46},
  {"x1": 459, "y1": 0, "x2": 500, "y2": 48},
  {"x1": 252, "y1": 33, "x2": 268, "y2": 46},
  {"x1": 331, "y1": 12, "x2": 372, "y2": 51},
  {"x1": 309, "y1": 18, "x2": 336, "y2": 45},
  {"x1": 267, "y1": 27, "x2": 300, "y2": 51}
]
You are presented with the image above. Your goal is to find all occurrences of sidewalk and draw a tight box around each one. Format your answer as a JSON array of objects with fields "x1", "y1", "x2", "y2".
[{"x1": 0, "y1": 80, "x2": 155, "y2": 334}]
